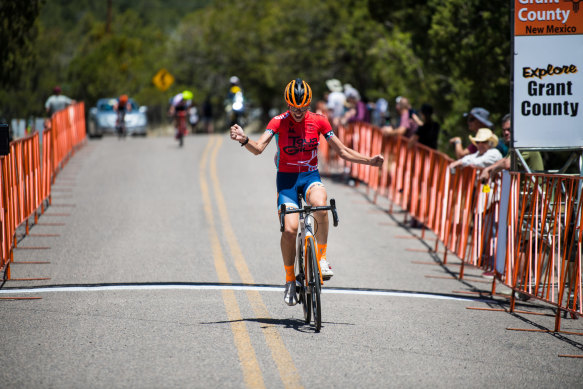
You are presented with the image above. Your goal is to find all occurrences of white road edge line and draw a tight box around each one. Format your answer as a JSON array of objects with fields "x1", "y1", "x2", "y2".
[{"x1": 0, "y1": 285, "x2": 484, "y2": 301}]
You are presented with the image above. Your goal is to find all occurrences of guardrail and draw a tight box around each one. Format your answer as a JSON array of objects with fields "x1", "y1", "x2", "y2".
[
  {"x1": 321, "y1": 122, "x2": 582, "y2": 334},
  {"x1": 0, "y1": 103, "x2": 86, "y2": 280}
]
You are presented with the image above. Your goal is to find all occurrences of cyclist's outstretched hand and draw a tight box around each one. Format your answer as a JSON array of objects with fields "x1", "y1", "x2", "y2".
[
  {"x1": 370, "y1": 154, "x2": 384, "y2": 167},
  {"x1": 230, "y1": 124, "x2": 246, "y2": 142}
]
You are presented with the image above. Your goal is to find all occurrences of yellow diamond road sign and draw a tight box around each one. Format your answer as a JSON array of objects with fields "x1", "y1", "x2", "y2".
[{"x1": 152, "y1": 68, "x2": 174, "y2": 92}]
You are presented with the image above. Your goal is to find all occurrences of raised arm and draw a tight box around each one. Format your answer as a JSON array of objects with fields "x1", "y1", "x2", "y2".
[
  {"x1": 230, "y1": 124, "x2": 273, "y2": 155},
  {"x1": 327, "y1": 135, "x2": 383, "y2": 167}
]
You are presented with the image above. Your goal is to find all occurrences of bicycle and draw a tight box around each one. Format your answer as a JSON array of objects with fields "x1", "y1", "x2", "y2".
[
  {"x1": 115, "y1": 110, "x2": 127, "y2": 139},
  {"x1": 175, "y1": 110, "x2": 187, "y2": 147},
  {"x1": 279, "y1": 196, "x2": 339, "y2": 332}
]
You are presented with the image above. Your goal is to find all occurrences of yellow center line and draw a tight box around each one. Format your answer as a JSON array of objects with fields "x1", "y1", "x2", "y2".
[
  {"x1": 200, "y1": 136, "x2": 265, "y2": 389},
  {"x1": 209, "y1": 137, "x2": 303, "y2": 389}
]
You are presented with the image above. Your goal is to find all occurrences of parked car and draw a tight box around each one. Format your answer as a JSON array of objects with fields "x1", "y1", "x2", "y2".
[{"x1": 88, "y1": 98, "x2": 148, "y2": 137}]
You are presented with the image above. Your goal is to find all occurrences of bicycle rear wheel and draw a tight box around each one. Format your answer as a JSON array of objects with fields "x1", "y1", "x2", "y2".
[
  {"x1": 297, "y1": 236, "x2": 310, "y2": 324},
  {"x1": 306, "y1": 236, "x2": 321, "y2": 332}
]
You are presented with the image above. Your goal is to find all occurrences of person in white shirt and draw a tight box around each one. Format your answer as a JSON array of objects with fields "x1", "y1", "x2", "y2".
[
  {"x1": 45, "y1": 86, "x2": 75, "y2": 116},
  {"x1": 325, "y1": 79, "x2": 346, "y2": 128},
  {"x1": 448, "y1": 128, "x2": 502, "y2": 171}
]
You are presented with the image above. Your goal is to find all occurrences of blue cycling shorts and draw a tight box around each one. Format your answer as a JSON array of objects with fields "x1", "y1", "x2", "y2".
[{"x1": 276, "y1": 171, "x2": 324, "y2": 209}]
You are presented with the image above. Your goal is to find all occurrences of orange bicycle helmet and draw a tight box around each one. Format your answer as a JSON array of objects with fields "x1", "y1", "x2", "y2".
[
  {"x1": 284, "y1": 78, "x2": 312, "y2": 108},
  {"x1": 119, "y1": 94, "x2": 128, "y2": 103}
]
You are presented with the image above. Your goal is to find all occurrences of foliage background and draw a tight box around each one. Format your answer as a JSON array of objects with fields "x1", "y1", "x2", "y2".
[{"x1": 1, "y1": 0, "x2": 512, "y2": 153}]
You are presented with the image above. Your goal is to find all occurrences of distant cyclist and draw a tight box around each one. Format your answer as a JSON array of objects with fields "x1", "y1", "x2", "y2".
[
  {"x1": 230, "y1": 78, "x2": 383, "y2": 305},
  {"x1": 169, "y1": 90, "x2": 193, "y2": 146},
  {"x1": 225, "y1": 76, "x2": 245, "y2": 126},
  {"x1": 114, "y1": 94, "x2": 132, "y2": 138}
]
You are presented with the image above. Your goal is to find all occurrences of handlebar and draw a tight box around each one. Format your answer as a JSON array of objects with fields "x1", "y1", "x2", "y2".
[{"x1": 279, "y1": 199, "x2": 339, "y2": 232}]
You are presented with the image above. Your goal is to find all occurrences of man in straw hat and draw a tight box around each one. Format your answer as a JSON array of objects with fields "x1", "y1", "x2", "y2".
[{"x1": 448, "y1": 128, "x2": 503, "y2": 172}]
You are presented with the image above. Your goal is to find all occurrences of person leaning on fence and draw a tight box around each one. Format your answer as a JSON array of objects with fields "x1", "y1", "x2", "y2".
[
  {"x1": 449, "y1": 107, "x2": 492, "y2": 159},
  {"x1": 478, "y1": 114, "x2": 544, "y2": 183},
  {"x1": 45, "y1": 86, "x2": 75, "y2": 116},
  {"x1": 448, "y1": 128, "x2": 502, "y2": 172},
  {"x1": 382, "y1": 96, "x2": 418, "y2": 138},
  {"x1": 341, "y1": 85, "x2": 369, "y2": 125}
]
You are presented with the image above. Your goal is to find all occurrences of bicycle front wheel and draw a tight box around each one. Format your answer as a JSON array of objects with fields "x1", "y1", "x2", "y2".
[
  {"x1": 306, "y1": 236, "x2": 321, "y2": 332},
  {"x1": 297, "y1": 235, "x2": 310, "y2": 324}
]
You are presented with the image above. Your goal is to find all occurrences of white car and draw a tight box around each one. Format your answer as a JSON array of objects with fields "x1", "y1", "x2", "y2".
[{"x1": 88, "y1": 98, "x2": 148, "y2": 137}]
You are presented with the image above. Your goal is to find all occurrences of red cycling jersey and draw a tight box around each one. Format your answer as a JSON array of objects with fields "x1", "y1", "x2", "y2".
[{"x1": 266, "y1": 111, "x2": 335, "y2": 172}]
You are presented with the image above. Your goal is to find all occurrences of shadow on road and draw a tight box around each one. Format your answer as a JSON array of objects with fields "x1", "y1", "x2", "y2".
[{"x1": 199, "y1": 316, "x2": 354, "y2": 333}]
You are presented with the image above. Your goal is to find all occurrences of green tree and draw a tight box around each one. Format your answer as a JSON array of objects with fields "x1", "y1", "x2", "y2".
[
  {"x1": 427, "y1": 0, "x2": 511, "y2": 135},
  {"x1": 67, "y1": 10, "x2": 168, "y2": 109},
  {"x1": 0, "y1": 0, "x2": 42, "y2": 89}
]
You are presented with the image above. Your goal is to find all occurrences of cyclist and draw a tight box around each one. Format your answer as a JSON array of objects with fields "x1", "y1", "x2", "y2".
[
  {"x1": 230, "y1": 78, "x2": 384, "y2": 306},
  {"x1": 225, "y1": 76, "x2": 245, "y2": 126},
  {"x1": 114, "y1": 94, "x2": 132, "y2": 138},
  {"x1": 169, "y1": 90, "x2": 194, "y2": 146}
]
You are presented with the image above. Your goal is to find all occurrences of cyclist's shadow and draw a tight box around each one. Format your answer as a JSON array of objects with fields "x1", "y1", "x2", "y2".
[{"x1": 201, "y1": 317, "x2": 354, "y2": 333}]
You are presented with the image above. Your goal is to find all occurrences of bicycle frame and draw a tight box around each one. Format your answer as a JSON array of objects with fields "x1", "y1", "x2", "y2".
[{"x1": 299, "y1": 209, "x2": 323, "y2": 285}]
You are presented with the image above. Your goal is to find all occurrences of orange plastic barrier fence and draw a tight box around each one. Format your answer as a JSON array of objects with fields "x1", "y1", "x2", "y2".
[
  {"x1": 503, "y1": 173, "x2": 583, "y2": 330},
  {"x1": 321, "y1": 122, "x2": 582, "y2": 330},
  {"x1": 0, "y1": 103, "x2": 86, "y2": 280},
  {"x1": 51, "y1": 102, "x2": 86, "y2": 180}
]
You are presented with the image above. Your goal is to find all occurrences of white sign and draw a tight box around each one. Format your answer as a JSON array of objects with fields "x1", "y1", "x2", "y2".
[{"x1": 513, "y1": 1, "x2": 583, "y2": 149}]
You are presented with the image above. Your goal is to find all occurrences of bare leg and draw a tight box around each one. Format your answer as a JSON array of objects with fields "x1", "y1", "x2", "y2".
[
  {"x1": 307, "y1": 186, "x2": 329, "y2": 246},
  {"x1": 280, "y1": 213, "x2": 299, "y2": 267}
]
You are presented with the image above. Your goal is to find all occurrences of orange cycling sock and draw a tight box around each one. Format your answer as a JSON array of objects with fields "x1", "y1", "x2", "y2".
[
  {"x1": 285, "y1": 265, "x2": 295, "y2": 283},
  {"x1": 317, "y1": 243, "x2": 327, "y2": 261}
]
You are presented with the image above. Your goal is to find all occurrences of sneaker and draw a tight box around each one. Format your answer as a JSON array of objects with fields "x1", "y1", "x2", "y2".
[
  {"x1": 320, "y1": 258, "x2": 334, "y2": 280},
  {"x1": 283, "y1": 281, "x2": 298, "y2": 306}
]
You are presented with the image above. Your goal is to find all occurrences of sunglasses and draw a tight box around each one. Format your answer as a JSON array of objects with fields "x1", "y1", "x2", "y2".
[
  {"x1": 467, "y1": 116, "x2": 476, "y2": 123},
  {"x1": 289, "y1": 106, "x2": 309, "y2": 114}
]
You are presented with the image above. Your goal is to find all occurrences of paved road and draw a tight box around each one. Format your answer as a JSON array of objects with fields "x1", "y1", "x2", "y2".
[{"x1": 1, "y1": 134, "x2": 582, "y2": 388}]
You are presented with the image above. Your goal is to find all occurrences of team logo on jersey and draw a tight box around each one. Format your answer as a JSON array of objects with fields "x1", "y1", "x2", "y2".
[{"x1": 283, "y1": 136, "x2": 318, "y2": 155}]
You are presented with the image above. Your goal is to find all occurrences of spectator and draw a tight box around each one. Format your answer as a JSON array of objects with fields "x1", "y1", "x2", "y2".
[
  {"x1": 449, "y1": 107, "x2": 492, "y2": 159},
  {"x1": 188, "y1": 105, "x2": 199, "y2": 133},
  {"x1": 341, "y1": 85, "x2": 369, "y2": 125},
  {"x1": 382, "y1": 96, "x2": 418, "y2": 137},
  {"x1": 478, "y1": 114, "x2": 544, "y2": 182},
  {"x1": 410, "y1": 103, "x2": 440, "y2": 150},
  {"x1": 325, "y1": 79, "x2": 346, "y2": 128},
  {"x1": 371, "y1": 98, "x2": 390, "y2": 127},
  {"x1": 45, "y1": 86, "x2": 75, "y2": 116},
  {"x1": 448, "y1": 128, "x2": 502, "y2": 171},
  {"x1": 201, "y1": 96, "x2": 214, "y2": 134},
  {"x1": 495, "y1": 113, "x2": 510, "y2": 157}
]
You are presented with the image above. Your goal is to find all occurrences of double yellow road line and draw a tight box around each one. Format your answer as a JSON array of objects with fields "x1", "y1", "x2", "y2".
[{"x1": 199, "y1": 136, "x2": 303, "y2": 389}]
